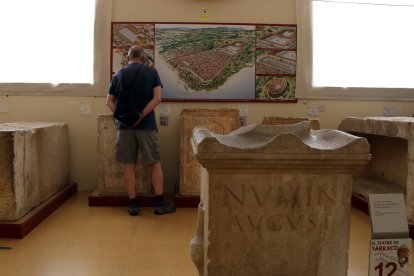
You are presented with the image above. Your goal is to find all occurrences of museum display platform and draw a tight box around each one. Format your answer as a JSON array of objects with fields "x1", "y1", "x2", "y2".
[
  {"x1": 88, "y1": 191, "x2": 199, "y2": 208},
  {"x1": 0, "y1": 183, "x2": 77, "y2": 239}
]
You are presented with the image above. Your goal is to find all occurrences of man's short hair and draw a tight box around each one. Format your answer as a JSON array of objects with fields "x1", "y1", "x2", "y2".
[{"x1": 128, "y1": 47, "x2": 145, "y2": 59}]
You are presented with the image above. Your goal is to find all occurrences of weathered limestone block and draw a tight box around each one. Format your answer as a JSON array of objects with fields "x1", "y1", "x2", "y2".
[
  {"x1": 97, "y1": 114, "x2": 151, "y2": 195},
  {"x1": 0, "y1": 122, "x2": 70, "y2": 221},
  {"x1": 262, "y1": 116, "x2": 320, "y2": 130},
  {"x1": 190, "y1": 167, "x2": 208, "y2": 274},
  {"x1": 191, "y1": 122, "x2": 370, "y2": 276},
  {"x1": 339, "y1": 116, "x2": 414, "y2": 224},
  {"x1": 180, "y1": 109, "x2": 239, "y2": 196}
]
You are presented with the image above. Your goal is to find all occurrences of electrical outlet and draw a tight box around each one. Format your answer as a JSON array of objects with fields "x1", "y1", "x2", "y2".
[
  {"x1": 307, "y1": 106, "x2": 319, "y2": 117},
  {"x1": 240, "y1": 117, "x2": 247, "y2": 127},
  {"x1": 239, "y1": 106, "x2": 249, "y2": 117},
  {"x1": 160, "y1": 116, "x2": 168, "y2": 126},
  {"x1": 383, "y1": 106, "x2": 394, "y2": 117},
  {"x1": 159, "y1": 104, "x2": 171, "y2": 117},
  {"x1": 80, "y1": 103, "x2": 92, "y2": 116},
  {"x1": 318, "y1": 105, "x2": 325, "y2": 112}
]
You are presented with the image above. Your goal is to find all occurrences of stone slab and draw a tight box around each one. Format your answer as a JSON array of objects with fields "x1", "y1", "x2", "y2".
[
  {"x1": 0, "y1": 122, "x2": 70, "y2": 221},
  {"x1": 338, "y1": 116, "x2": 414, "y2": 224},
  {"x1": 97, "y1": 114, "x2": 151, "y2": 195},
  {"x1": 179, "y1": 109, "x2": 239, "y2": 196}
]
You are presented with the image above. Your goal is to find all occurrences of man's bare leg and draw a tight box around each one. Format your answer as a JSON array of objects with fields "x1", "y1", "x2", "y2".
[
  {"x1": 124, "y1": 163, "x2": 139, "y2": 215},
  {"x1": 150, "y1": 161, "x2": 163, "y2": 195},
  {"x1": 124, "y1": 163, "x2": 137, "y2": 199},
  {"x1": 150, "y1": 161, "x2": 176, "y2": 215}
]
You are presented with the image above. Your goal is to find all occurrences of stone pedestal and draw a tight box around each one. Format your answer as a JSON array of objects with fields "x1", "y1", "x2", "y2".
[
  {"x1": 339, "y1": 116, "x2": 414, "y2": 225},
  {"x1": 191, "y1": 122, "x2": 370, "y2": 276},
  {"x1": 97, "y1": 114, "x2": 151, "y2": 195},
  {"x1": 262, "y1": 116, "x2": 320, "y2": 130},
  {"x1": 0, "y1": 122, "x2": 70, "y2": 221},
  {"x1": 180, "y1": 109, "x2": 239, "y2": 196}
]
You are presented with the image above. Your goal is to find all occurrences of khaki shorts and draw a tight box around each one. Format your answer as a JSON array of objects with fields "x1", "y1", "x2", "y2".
[{"x1": 115, "y1": 129, "x2": 160, "y2": 164}]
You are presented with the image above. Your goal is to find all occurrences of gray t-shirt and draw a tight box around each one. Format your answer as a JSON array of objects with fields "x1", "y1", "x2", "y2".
[{"x1": 109, "y1": 63, "x2": 162, "y2": 130}]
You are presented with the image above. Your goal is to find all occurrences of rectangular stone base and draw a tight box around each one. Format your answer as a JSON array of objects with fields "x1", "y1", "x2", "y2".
[
  {"x1": 0, "y1": 122, "x2": 70, "y2": 221},
  {"x1": 0, "y1": 183, "x2": 77, "y2": 239}
]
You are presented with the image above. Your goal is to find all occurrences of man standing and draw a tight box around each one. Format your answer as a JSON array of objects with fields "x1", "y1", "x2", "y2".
[{"x1": 106, "y1": 45, "x2": 175, "y2": 216}]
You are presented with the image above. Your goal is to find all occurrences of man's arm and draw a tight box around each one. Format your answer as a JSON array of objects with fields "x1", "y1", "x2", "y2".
[
  {"x1": 141, "y1": 85, "x2": 161, "y2": 118},
  {"x1": 106, "y1": 94, "x2": 116, "y2": 113},
  {"x1": 131, "y1": 85, "x2": 161, "y2": 127}
]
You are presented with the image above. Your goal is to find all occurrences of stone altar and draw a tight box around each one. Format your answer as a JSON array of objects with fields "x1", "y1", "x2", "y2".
[
  {"x1": 0, "y1": 122, "x2": 70, "y2": 221},
  {"x1": 191, "y1": 122, "x2": 370, "y2": 276},
  {"x1": 180, "y1": 109, "x2": 239, "y2": 196},
  {"x1": 97, "y1": 114, "x2": 151, "y2": 195},
  {"x1": 338, "y1": 116, "x2": 414, "y2": 225},
  {"x1": 262, "y1": 116, "x2": 320, "y2": 130}
]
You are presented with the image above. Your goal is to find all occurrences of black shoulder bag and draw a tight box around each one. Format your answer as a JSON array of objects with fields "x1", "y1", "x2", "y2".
[{"x1": 113, "y1": 65, "x2": 144, "y2": 128}]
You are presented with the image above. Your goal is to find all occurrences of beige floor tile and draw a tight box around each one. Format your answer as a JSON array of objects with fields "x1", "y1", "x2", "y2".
[
  {"x1": 154, "y1": 245, "x2": 195, "y2": 269},
  {"x1": 72, "y1": 224, "x2": 138, "y2": 245},
  {"x1": 46, "y1": 241, "x2": 130, "y2": 269},
  {"x1": 124, "y1": 243, "x2": 166, "y2": 269},
  {"x1": 2, "y1": 241, "x2": 67, "y2": 270},
  {"x1": 45, "y1": 265, "x2": 125, "y2": 276},
  {"x1": 1, "y1": 192, "x2": 413, "y2": 276},
  {"x1": 131, "y1": 213, "x2": 194, "y2": 246},
  {"x1": 0, "y1": 265, "x2": 50, "y2": 276},
  {"x1": 348, "y1": 208, "x2": 371, "y2": 274}
]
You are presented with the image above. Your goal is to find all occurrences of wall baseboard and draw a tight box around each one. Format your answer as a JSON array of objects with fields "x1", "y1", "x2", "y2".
[{"x1": 88, "y1": 190, "x2": 200, "y2": 208}]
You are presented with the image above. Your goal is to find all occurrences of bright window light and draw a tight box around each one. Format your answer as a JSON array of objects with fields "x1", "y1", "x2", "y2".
[
  {"x1": 0, "y1": 0, "x2": 95, "y2": 84},
  {"x1": 312, "y1": 0, "x2": 414, "y2": 88}
]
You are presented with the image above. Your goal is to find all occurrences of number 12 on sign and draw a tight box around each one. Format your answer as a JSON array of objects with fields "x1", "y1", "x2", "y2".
[{"x1": 374, "y1": 262, "x2": 397, "y2": 276}]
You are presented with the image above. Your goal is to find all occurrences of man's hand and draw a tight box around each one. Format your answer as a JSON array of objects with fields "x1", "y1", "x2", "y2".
[{"x1": 130, "y1": 112, "x2": 144, "y2": 128}]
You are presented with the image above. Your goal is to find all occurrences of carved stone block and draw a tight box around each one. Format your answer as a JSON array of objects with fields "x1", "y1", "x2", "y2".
[
  {"x1": 0, "y1": 122, "x2": 70, "y2": 221},
  {"x1": 262, "y1": 116, "x2": 320, "y2": 130},
  {"x1": 339, "y1": 116, "x2": 414, "y2": 224},
  {"x1": 180, "y1": 109, "x2": 239, "y2": 196},
  {"x1": 97, "y1": 114, "x2": 151, "y2": 195},
  {"x1": 192, "y1": 122, "x2": 370, "y2": 276}
]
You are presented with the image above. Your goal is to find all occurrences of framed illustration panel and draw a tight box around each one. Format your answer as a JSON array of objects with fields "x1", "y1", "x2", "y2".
[{"x1": 111, "y1": 22, "x2": 297, "y2": 102}]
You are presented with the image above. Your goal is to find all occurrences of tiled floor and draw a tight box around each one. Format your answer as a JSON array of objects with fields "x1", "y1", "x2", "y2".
[{"x1": 0, "y1": 192, "x2": 412, "y2": 276}]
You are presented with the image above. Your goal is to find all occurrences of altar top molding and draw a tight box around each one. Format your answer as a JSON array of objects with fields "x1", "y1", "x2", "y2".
[{"x1": 192, "y1": 121, "x2": 371, "y2": 172}]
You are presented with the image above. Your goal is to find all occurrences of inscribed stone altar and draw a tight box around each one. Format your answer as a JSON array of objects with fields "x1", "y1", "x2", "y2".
[
  {"x1": 338, "y1": 116, "x2": 414, "y2": 224},
  {"x1": 180, "y1": 109, "x2": 239, "y2": 196},
  {"x1": 97, "y1": 114, "x2": 151, "y2": 195},
  {"x1": 192, "y1": 122, "x2": 370, "y2": 276},
  {"x1": 0, "y1": 122, "x2": 70, "y2": 221}
]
